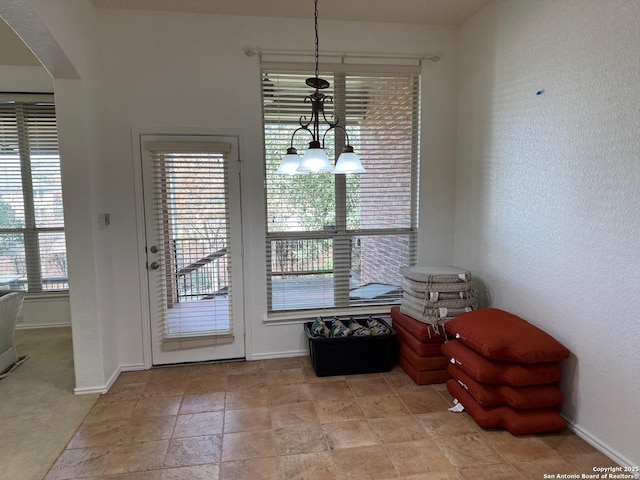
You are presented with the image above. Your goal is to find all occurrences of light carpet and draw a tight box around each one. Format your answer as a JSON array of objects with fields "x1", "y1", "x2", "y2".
[{"x1": 0, "y1": 327, "x2": 99, "y2": 480}]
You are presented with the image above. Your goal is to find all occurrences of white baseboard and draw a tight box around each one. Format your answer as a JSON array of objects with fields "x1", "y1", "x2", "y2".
[
  {"x1": 120, "y1": 364, "x2": 147, "y2": 372},
  {"x1": 73, "y1": 384, "x2": 108, "y2": 395},
  {"x1": 248, "y1": 350, "x2": 308, "y2": 361},
  {"x1": 564, "y1": 416, "x2": 637, "y2": 468},
  {"x1": 73, "y1": 363, "x2": 146, "y2": 395}
]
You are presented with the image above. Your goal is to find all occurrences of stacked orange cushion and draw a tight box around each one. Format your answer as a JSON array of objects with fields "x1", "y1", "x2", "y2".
[
  {"x1": 441, "y1": 340, "x2": 562, "y2": 386},
  {"x1": 391, "y1": 307, "x2": 449, "y2": 385},
  {"x1": 394, "y1": 321, "x2": 444, "y2": 357},
  {"x1": 445, "y1": 308, "x2": 570, "y2": 364},
  {"x1": 447, "y1": 379, "x2": 566, "y2": 435},
  {"x1": 442, "y1": 308, "x2": 569, "y2": 434},
  {"x1": 448, "y1": 364, "x2": 563, "y2": 409},
  {"x1": 391, "y1": 306, "x2": 446, "y2": 343},
  {"x1": 399, "y1": 356, "x2": 450, "y2": 385},
  {"x1": 401, "y1": 343, "x2": 449, "y2": 371}
]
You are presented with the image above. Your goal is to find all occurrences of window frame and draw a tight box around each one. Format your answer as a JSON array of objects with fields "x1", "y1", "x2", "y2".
[
  {"x1": 0, "y1": 94, "x2": 67, "y2": 295},
  {"x1": 262, "y1": 64, "x2": 420, "y2": 319}
]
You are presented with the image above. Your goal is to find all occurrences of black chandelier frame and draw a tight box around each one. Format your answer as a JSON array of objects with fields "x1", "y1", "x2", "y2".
[{"x1": 284, "y1": 0, "x2": 357, "y2": 160}]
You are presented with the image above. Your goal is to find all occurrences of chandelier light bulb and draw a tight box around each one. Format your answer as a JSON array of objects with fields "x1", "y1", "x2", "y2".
[
  {"x1": 276, "y1": 147, "x2": 305, "y2": 175},
  {"x1": 298, "y1": 143, "x2": 333, "y2": 173},
  {"x1": 333, "y1": 145, "x2": 365, "y2": 174}
]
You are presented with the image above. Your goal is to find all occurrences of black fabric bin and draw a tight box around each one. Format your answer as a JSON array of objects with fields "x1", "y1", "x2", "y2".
[{"x1": 304, "y1": 318, "x2": 399, "y2": 376}]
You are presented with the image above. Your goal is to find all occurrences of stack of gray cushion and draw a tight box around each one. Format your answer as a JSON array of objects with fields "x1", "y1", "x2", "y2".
[{"x1": 399, "y1": 266, "x2": 477, "y2": 331}]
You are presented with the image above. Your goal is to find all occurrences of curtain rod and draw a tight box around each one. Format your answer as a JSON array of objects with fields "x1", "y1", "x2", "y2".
[{"x1": 244, "y1": 48, "x2": 440, "y2": 64}]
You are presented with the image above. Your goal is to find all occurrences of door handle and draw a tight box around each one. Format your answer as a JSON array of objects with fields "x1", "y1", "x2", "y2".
[
  {"x1": 149, "y1": 245, "x2": 159, "y2": 253},
  {"x1": 149, "y1": 262, "x2": 160, "y2": 270}
]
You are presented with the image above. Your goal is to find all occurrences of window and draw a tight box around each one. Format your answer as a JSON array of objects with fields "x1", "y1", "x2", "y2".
[
  {"x1": 0, "y1": 95, "x2": 67, "y2": 293},
  {"x1": 263, "y1": 67, "x2": 420, "y2": 314}
]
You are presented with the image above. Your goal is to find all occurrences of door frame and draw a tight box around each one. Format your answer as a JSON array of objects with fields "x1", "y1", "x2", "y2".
[{"x1": 132, "y1": 127, "x2": 247, "y2": 369}]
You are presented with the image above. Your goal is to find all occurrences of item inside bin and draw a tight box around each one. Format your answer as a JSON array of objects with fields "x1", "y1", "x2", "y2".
[
  {"x1": 330, "y1": 319, "x2": 350, "y2": 336},
  {"x1": 309, "y1": 316, "x2": 393, "y2": 338}
]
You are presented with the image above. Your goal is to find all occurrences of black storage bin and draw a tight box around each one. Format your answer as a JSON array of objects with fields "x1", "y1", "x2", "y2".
[{"x1": 304, "y1": 317, "x2": 399, "y2": 377}]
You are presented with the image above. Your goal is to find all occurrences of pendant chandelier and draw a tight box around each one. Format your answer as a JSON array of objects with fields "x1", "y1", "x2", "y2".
[{"x1": 275, "y1": 0, "x2": 365, "y2": 175}]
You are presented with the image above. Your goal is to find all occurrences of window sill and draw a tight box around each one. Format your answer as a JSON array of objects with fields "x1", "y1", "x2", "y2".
[
  {"x1": 24, "y1": 291, "x2": 70, "y2": 302},
  {"x1": 264, "y1": 304, "x2": 395, "y2": 326}
]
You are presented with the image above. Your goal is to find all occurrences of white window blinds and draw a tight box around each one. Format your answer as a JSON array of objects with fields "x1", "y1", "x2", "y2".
[
  {"x1": 144, "y1": 141, "x2": 234, "y2": 347},
  {"x1": 0, "y1": 96, "x2": 67, "y2": 293},
  {"x1": 263, "y1": 69, "x2": 420, "y2": 313}
]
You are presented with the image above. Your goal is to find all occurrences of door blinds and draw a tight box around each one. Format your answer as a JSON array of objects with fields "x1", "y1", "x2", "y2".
[
  {"x1": 144, "y1": 140, "x2": 234, "y2": 348},
  {"x1": 263, "y1": 70, "x2": 420, "y2": 313}
]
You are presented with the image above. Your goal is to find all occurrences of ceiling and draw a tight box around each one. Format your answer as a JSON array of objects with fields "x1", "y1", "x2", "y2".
[
  {"x1": 0, "y1": 20, "x2": 42, "y2": 66},
  {"x1": 90, "y1": 0, "x2": 492, "y2": 26},
  {"x1": 1, "y1": 0, "x2": 491, "y2": 67}
]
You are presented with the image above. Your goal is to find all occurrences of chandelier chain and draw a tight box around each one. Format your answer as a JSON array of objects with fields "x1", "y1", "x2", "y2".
[
  {"x1": 274, "y1": 0, "x2": 365, "y2": 174},
  {"x1": 314, "y1": 0, "x2": 320, "y2": 79}
]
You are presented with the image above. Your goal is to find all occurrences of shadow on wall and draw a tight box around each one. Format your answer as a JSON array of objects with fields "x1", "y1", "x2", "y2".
[
  {"x1": 559, "y1": 353, "x2": 578, "y2": 423},
  {"x1": 471, "y1": 275, "x2": 491, "y2": 308},
  {"x1": 468, "y1": 274, "x2": 579, "y2": 427}
]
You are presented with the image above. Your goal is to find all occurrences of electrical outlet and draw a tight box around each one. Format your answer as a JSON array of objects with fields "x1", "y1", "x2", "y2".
[{"x1": 16, "y1": 315, "x2": 24, "y2": 324}]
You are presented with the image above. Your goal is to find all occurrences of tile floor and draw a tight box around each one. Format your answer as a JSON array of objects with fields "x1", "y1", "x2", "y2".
[{"x1": 45, "y1": 357, "x2": 618, "y2": 479}]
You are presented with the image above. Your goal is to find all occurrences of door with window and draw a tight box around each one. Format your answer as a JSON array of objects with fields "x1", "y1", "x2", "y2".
[{"x1": 141, "y1": 135, "x2": 244, "y2": 365}]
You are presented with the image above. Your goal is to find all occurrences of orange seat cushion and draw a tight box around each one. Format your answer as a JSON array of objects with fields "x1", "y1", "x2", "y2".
[
  {"x1": 442, "y1": 340, "x2": 562, "y2": 386},
  {"x1": 399, "y1": 343, "x2": 449, "y2": 371},
  {"x1": 391, "y1": 306, "x2": 447, "y2": 343},
  {"x1": 445, "y1": 308, "x2": 570, "y2": 364},
  {"x1": 394, "y1": 321, "x2": 444, "y2": 357},
  {"x1": 398, "y1": 355, "x2": 450, "y2": 385},
  {"x1": 448, "y1": 364, "x2": 563, "y2": 409},
  {"x1": 446, "y1": 379, "x2": 566, "y2": 435}
]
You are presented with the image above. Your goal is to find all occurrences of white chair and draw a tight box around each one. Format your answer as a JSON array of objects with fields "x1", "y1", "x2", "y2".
[{"x1": 0, "y1": 291, "x2": 26, "y2": 374}]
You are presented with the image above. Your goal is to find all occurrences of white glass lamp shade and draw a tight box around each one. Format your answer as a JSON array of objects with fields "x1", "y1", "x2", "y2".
[
  {"x1": 333, "y1": 146, "x2": 365, "y2": 174},
  {"x1": 297, "y1": 145, "x2": 333, "y2": 173},
  {"x1": 276, "y1": 148, "x2": 305, "y2": 175}
]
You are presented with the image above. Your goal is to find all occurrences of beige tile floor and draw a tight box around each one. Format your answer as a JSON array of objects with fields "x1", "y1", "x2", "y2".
[{"x1": 45, "y1": 357, "x2": 618, "y2": 479}]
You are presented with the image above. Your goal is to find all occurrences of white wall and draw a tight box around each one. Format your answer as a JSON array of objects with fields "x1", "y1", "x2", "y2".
[
  {"x1": 4, "y1": 4, "x2": 459, "y2": 389},
  {"x1": 455, "y1": 0, "x2": 640, "y2": 466},
  {"x1": 5, "y1": 0, "x2": 115, "y2": 392},
  {"x1": 93, "y1": 10, "x2": 459, "y2": 365},
  {"x1": 16, "y1": 296, "x2": 70, "y2": 328},
  {"x1": 0, "y1": 65, "x2": 51, "y2": 90}
]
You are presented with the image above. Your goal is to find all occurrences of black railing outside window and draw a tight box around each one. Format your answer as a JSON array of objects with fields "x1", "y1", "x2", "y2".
[{"x1": 172, "y1": 237, "x2": 228, "y2": 302}]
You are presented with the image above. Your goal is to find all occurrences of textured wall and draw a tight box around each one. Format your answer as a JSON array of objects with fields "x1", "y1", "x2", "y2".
[{"x1": 456, "y1": 0, "x2": 640, "y2": 466}]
